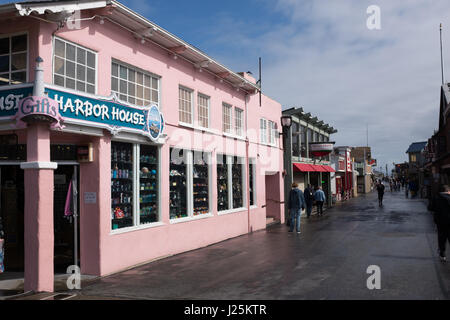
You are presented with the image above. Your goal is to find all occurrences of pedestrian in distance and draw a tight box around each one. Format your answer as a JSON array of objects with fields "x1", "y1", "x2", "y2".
[
  {"x1": 405, "y1": 182, "x2": 409, "y2": 198},
  {"x1": 314, "y1": 186, "x2": 326, "y2": 216},
  {"x1": 303, "y1": 184, "x2": 314, "y2": 218},
  {"x1": 287, "y1": 182, "x2": 306, "y2": 234},
  {"x1": 430, "y1": 185, "x2": 450, "y2": 262},
  {"x1": 0, "y1": 216, "x2": 4, "y2": 273},
  {"x1": 376, "y1": 180, "x2": 385, "y2": 207}
]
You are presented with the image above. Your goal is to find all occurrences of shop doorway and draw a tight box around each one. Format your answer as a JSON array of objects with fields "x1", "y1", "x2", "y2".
[
  {"x1": 264, "y1": 173, "x2": 281, "y2": 221},
  {"x1": 0, "y1": 166, "x2": 24, "y2": 272},
  {"x1": 53, "y1": 165, "x2": 80, "y2": 273},
  {"x1": 0, "y1": 164, "x2": 80, "y2": 276}
]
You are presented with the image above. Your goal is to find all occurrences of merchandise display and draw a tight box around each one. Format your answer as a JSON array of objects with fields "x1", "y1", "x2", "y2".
[
  {"x1": 249, "y1": 162, "x2": 254, "y2": 206},
  {"x1": 139, "y1": 145, "x2": 158, "y2": 224},
  {"x1": 217, "y1": 154, "x2": 229, "y2": 211},
  {"x1": 232, "y1": 157, "x2": 243, "y2": 208},
  {"x1": 111, "y1": 142, "x2": 133, "y2": 230},
  {"x1": 170, "y1": 148, "x2": 187, "y2": 219},
  {"x1": 193, "y1": 152, "x2": 209, "y2": 215}
]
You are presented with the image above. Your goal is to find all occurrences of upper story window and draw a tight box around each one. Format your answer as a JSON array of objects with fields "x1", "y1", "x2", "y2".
[
  {"x1": 111, "y1": 61, "x2": 159, "y2": 107},
  {"x1": 260, "y1": 118, "x2": 267, "y2": 144},
  {"x1": 292, "y1": 122, "x2": 299, "y2": 157},
  {"x1": 410, "y1": 154, "x2": 417, "y2": 163},
  {"x1": 235, "y1": 108, "x2": 244, "y2": 136},
  {"x1": 54, "y1": 38, "x2": 96, "y2": 94},
  {"x1": 179, "y1": 86, "x2": 193, "y2": 124},
  {"x1": 222, "y1": 103, "x2": 232, "y2": 134},
  {"x1": 268, "y1": 120, "x2": 276, "y2": 145},
  {"x1": 197, "y1": 93, "x2": 209, "y2": 128},
  {"x1": 0, "y1": 34, "x2": 27, "y2": 86}
]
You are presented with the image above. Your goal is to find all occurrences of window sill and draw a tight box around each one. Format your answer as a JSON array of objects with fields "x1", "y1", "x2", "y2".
[
  {"x1": 223, "y1": 132, "x2": 246, "y2": 141},
  {"x1": 250, "y1": 205, "x2": 258, "y2": 210},
  {"x1": 170, "y1": 212, "x2": 213, "y2": 224},
  {"x1": 217, "y1": 207, "x2": 247, "y2": 216},
  {"x1": 110, "y1": 221, "x2": 165, "y2": 235}
]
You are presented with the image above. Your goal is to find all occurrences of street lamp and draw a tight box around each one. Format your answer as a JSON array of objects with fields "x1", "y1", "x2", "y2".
[{"x1": 281, "y1": 115, "x2": 292, "y2": 130}]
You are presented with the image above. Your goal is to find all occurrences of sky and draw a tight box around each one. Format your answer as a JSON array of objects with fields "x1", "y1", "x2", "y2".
[{"x1": 3, "y1": 0, "x2": 449, "y2": 173}]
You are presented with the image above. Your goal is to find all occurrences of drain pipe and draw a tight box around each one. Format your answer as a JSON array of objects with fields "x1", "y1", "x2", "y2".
[{"x1": 245, "y1": 93, "x2": 251, "y2": 233}]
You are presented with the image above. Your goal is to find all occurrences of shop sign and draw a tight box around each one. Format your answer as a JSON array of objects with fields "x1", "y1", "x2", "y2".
[
  {"x1": 14, "y1": 95, "x2": 65, "y2": 130},
  {"x1": 0, "y1": 86, "x2": 33, "y2": 117},
  {"x1": 46, "y1": 87, "x2": 165, "y2": 142},
  {"x1": 309, "y1": 143, "x2": 335, "y2": 157}
]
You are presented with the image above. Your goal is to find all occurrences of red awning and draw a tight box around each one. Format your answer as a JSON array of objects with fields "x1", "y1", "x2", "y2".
[
  {"x1": 293, "y1": 163, "x2": 315, "y2": 172},
  {"x1": 311, "y1": 165, "x2": 327, "y2": 172},
  {"x1": 323, "y1": 165, "x2": 336, "y2": 172}
]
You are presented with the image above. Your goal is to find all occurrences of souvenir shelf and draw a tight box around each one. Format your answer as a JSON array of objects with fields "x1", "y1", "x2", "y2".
[
  {"x1": 170, "y1": 149, "x2": 187, "y2": 219},
  {"x1": 193, "y1": 157, "x2": 209, "y2": 215},
  {"x1": 232, "y1": 157, "x2": 243, "y2": 209},
  {"x1": 139, "y1": 145, "x2": 158, "y2": 224},
  {"x1": 217, "y1": 156, "x2": 229, "y2": 211},
  {"x1": 111, "y1": 142, "x2": 133, "y2": 230}
]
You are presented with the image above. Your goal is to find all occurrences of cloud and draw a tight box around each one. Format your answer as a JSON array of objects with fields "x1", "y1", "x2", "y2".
[{"x1": 203, "y1": 0, "x2": 449, "y2": 171}]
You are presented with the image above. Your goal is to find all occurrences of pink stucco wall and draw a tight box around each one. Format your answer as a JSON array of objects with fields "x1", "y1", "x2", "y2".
[{"x1": 0, "y1": 9, "x2": 284, "y2": 278}]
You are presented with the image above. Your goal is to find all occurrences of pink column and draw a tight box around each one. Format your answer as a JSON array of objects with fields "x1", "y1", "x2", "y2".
[{"x1": 22, "y1": 122, "x2": 55, "y2": 292}]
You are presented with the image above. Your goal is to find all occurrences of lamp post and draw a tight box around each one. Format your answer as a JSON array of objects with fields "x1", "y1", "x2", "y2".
[{"x1": 281, "y1": 115, "x2": 292, "y2": 225}]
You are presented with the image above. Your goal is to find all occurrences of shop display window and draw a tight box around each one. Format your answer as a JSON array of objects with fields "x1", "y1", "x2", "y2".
[
  {"x1": 249, "y1": 161, "x2": 255, "y2": 206},
  {"x1": 232, "y1": 156, "x2": 244, "y2": 209},
  {"x1": 193, "y1": 151, "x2": 209, "y2": 215},
  {"x1": 217, "y1": 154, "x2": 229, "y2": 211},
  {"x1": 139, "y1": 145, "x2": 158, "y2": 225},
  {"x1": 111, "y1": 142, "x2": 134, "y2": 230},
  {"x1": 170, "y1": 148, "x2": 187, "y2": 219}
]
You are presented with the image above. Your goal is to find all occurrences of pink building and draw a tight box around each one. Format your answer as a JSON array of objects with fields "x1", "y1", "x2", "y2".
[{"x1": 0, "y1": 0, "x2": 284, "y2": 292}]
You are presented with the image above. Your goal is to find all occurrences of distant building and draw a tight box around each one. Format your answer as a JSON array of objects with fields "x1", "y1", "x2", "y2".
[
  {"x1": 351, "y1": 147, "x2": 373, "y2": 194},
  {"x1": 406, "y1": 141, "x2": 427, "y2": 197},
  {"x1": 282, "y1": 107, "x2": 337, "y2": 217}
]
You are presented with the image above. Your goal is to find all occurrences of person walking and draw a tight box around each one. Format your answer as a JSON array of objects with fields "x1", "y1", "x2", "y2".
[
  {"x1": 0, "y1": 217, "x2": 4, "y2": 273},
  {"x1": 376, "y1": 180, "x2": 385, "y2": 206},
  {"x1": 288, "y1": 182, "x2": 305, "y2": 234},
  {"x1": 430, "y1": 185, "x2": 450, "y2": 262},
  {"x1": 314, "y1": 186, "x2": 326, "y2": 216},
  {"x1": 304, "y1": 184, "x2": 314, "y2": 218}
]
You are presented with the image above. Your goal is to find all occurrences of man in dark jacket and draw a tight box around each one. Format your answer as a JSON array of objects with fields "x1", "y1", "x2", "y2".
[
  {"x1": 304, "y1": 184, "x2": 314, "y2": 218},
  {"x1": 431, "y1": 185, "x2": 450, "y2": 262},
  {"x1": 288, "y1": 182, "x2": 306, "y2": 234}
]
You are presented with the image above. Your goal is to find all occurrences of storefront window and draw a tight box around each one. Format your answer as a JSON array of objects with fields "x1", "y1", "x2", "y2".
[
  {"x1": 249, "y1": 160, "x2": 256, "y2": 206},
  {"x1": 193, "y1": 151, "x2": 209, "y2": 215},
  {"x1": 300, "y1": 125, "x2": 307, "y2": 158},
  {"x1": 232, "y1": 157, "x2": 244, "y2": 208},
  {"x1": 139, "y1": 145, "x2": 158, "y2": 225},
  {"x1": 0, "y1": 34, "x2": 27, "y2": 86},
  {"x1": 170, "y1": 148, "x2": 188, "y2": 219},
  {"x1": 217, "y1": 154, "x2": 229, "y2": 212},
  {"x1": 111, "y1": 142, "x2": 134, "y2": 230}
]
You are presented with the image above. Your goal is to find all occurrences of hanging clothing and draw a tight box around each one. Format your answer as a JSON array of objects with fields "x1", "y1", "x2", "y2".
[
  {"x1": 0, "y1": 239, "x2": 4, "y2": 273},
  {"x1": 64, "y1": 180, "x2": 74, "y2": 218}
]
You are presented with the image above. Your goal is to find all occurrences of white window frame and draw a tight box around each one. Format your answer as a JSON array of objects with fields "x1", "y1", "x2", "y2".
[
  {"x1": 111, "y1": 60, "x2": 160, "y2": 107},
  {"x1": 197, "y1": 93, "x2": 210, "y2": 129},
  {"x1": 218, "y1": 155, "x2": 247, "y2": 214},
  {"x1": 110, "y1": 141, "x2": 163, "y2": 235},
  {"x1": 52, "y1": 36, "x2": 97, "y2": 95},
  {"x1": 170, "y1": 149, "x2": 213, "y2": 223},
  {"x1": 222, "y1": 103, "x2": 233, "y2": 134},
  {"x1": 260, "y1": 118, "x2": 267, "y2": 144},
  {"x1": 0, "y1": 32, "x2": 29, "y2": 86},
  {"x1": 179, "y1": 86, "x2": 194, "y2": 125},
  {"x1": 268, "y1": 120, "x2": 277, "y2": 146},
  {"x1": 235, "y1": 107, "x2": 244, "y2": 137}
]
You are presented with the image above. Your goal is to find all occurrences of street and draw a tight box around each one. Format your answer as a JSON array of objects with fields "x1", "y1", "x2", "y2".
[{"x1": 50, "y1": 188, "x2": 450, "y2": 300}]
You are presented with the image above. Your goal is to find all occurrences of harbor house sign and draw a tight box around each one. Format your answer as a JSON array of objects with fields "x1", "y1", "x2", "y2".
[{"x1": 0, "y1": 86, "x2": 165, "y2": 142}]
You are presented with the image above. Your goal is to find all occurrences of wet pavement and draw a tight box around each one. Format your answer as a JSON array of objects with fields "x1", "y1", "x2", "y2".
[{"x1": 27, "y1": 189, "x2": 450, "y2": 299}]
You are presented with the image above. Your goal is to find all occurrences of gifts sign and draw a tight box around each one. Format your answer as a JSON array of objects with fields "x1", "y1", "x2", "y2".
[{"x1": 14, "y1": 95, "x2": 65, "y2": 130}]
